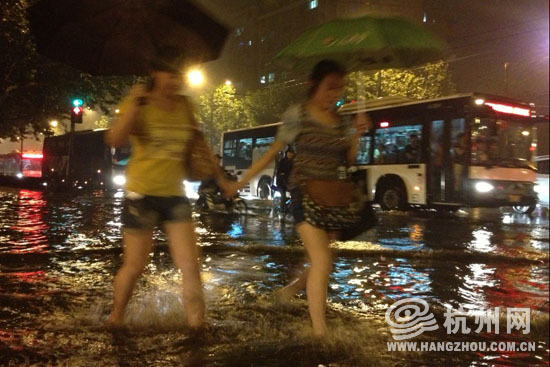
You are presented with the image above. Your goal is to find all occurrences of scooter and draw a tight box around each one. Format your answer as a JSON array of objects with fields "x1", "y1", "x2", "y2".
[
  {"x1": 195, "y1": 172, "x2": 248, "y2": 214},
  {"x1": 271, "y1": 184, "x2": 293, "y2": 220}
]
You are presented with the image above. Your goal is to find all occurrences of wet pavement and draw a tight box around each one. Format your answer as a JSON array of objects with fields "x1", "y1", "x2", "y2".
[{"x1": 0, "y1": 187, "x2": 548, "y2": 367}]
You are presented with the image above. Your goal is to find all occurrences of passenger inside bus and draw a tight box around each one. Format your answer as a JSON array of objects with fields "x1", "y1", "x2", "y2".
[
  {"x1": 236, "y1": 140, "x2": 253, "y2": 167},
  {"x1": 452, "y1": 132, "x2": 468, "y2": 193},
  {"x1": 374, "y1": 126, "x2": 422, "y2": 164},
  {"x1": 472, "y1": 138, "x2": 489, "y2": 163},
  {"x1": 403, "y1": 133, "x2": 421, "y2": 163},
  {"x1": 374, "y1": 142, "x2": 386, "y2": 164}
]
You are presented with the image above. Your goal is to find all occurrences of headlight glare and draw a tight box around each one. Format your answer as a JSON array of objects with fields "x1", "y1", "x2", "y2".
[{"x1": 475, "y1": 181, "x2": 494, "y2": 193}]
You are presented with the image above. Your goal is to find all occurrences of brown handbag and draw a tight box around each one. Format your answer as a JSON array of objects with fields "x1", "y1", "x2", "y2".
[
  {"x1": 185, "y1": 129, "x2": 215, "y2": 181},
  {"x1": 181, "y1": 96, "x2": 215, "y2": 181}
]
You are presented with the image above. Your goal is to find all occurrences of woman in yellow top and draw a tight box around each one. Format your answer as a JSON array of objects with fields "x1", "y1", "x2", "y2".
[{"x1": 105, "y1": 49, "x2": 224, "y2": 330}]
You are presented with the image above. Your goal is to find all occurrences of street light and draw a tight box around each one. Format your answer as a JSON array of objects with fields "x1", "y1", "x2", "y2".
[
  {"x1": 225, "y1": 80, "x2": 232, "y2": 86},
  {"x1": 50, "y1": 120, "x2": 58, "y2": 128},
  {"x1": 187, "y1": 69, "x2": 205, "y2": 87}
]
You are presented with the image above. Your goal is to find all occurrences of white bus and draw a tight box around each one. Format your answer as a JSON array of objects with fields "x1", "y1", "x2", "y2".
[
  {"x1": 221, "y1": 122, "x2": 282, "y2": 199},
  {"x1": 339, "y1": 93, "x2": 539, "y2": 212}
]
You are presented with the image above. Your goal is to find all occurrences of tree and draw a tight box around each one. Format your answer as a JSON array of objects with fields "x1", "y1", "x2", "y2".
[
  {"x1": 0, "y1": 0, "x2": 133, "y2": 140},
  {"x1": 245, "y1": 82, "x2": 306, "y2": 124},
  {"x1": 197, "y1": 82, "x2": 305, "y2": 148},
  {"x1": 345, "y1": 61, "x2": 455, "y2": 101},
  {"x1": 198, "y1": 84, "x2": 250, "y2": 148},
  {"x1": 94, "y1": 115, "x2": 111, "y2": 129}
]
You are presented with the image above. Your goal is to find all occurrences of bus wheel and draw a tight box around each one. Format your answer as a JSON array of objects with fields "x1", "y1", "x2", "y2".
[
  {"x1": 257, "y1": 179, "x2": 271, "y2": 199},
  {"x1": 512, "y1": 205, "x2": 536, "y2": 214},
  {"x1": 379, "y1": 185, "x2": 406, "y2": 211}
]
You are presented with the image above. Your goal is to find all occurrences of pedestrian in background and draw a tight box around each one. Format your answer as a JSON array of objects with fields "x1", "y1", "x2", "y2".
[{"x1": 274, "y1": 147, "x2": 295, "y2": 214}]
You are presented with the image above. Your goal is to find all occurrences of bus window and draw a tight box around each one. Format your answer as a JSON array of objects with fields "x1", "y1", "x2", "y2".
[
  {"x1": 451, "y1": 118, "x2": 465, "y2": 143},
  {"x1": 374, "y1": 125, "x2": 422, "y2": 164},
  {"x1": 236, "y1": 137, "x2": 253, "y2": 167},
  {"x1": 471, "y1": 117, "x2": 533, "y2": 165},
  {"x1": 431, "y1": 120, "x2": 444, "y2": 165},
  {"x1": 112, "y1": 146, "x2": 130, "y2": 165},
  {"x1": 223, "y1": 138, "x2": 237, "y2": 165},
  {"x1": 356, "y1": 136, "x2": 371, "y2": 164},
  {"x1": 451, "y1": 118, "x2": 467, "y2": 164},
  {"x1": 253, "y1": 137, "x2": 274, "y2": 162}
]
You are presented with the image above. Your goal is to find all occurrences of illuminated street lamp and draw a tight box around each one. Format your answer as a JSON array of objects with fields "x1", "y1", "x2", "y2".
[
  {"x1": 50, "y1": 120, "x2": 58, "y2": 128},
  {"x1": 187, "y1": 69, "x2": 205, "y2": 87},
  {"x1": 225, "y1": 80, "x2": 232, "y2": 86}
]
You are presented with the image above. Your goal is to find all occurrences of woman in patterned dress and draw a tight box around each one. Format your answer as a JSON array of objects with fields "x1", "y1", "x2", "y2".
[{"x1": 226, "y1": 60, "x2": 371, "y2": 337}]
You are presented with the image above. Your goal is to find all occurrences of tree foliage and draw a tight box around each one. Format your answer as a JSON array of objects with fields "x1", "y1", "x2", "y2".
[
  {"x1": 245, "y1": 83, "x2": 306, "y2": 125},
  {"x1": 0, "y1": 0, "x2": 132, "y2": 140},
  {"x1": 197, "y1": 63, "x2": 454, "y2": 148},
  {"x1": 346, "y1": 61, "x2": 455, "y2": 101},
  {"x1": 197, "y1": 82, "x2": 305, "y2": 148},
  {"x1": 198, "y1": 84, "x2": 250, "y2": 147},
  {"x1": 93, "y1": 115, "x2": 111, "y2": 130}
]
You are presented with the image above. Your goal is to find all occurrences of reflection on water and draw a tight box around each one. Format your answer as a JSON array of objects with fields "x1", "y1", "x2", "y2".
[{"x1": 0, "y1": 188, "x2": 548, "y2": 366}]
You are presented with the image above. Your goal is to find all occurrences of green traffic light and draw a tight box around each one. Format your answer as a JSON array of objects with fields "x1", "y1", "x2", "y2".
[{"x1": 72, "y1": 98, "x2": 83, "y2": 107}]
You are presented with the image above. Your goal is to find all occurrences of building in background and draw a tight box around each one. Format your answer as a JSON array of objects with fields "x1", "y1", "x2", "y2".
[
  {"x1": 200, "y1": 0, "x2": 548, "y2": 115},
  {"x1": 205, "y1": 0, "x2": 425, "y2": 90}
]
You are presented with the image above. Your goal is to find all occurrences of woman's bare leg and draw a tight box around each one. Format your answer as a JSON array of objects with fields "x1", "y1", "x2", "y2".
[
  {"x1": 107, "y1": 230, "x2": 154, "y2": 326},
  {"x1": 164, "y1": 221, "x2": 205, "y2": 330},
  {"x1": 276, "y1": 266, "x2": 309, "y2": 302},
  {"x1": 296, "y1": 222, "x2": 332, "y2": 337}
]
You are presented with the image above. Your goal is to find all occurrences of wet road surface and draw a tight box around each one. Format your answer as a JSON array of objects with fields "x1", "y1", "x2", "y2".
[{"x1": 0, "y1": 188, "x2": 548, "y2": 366}]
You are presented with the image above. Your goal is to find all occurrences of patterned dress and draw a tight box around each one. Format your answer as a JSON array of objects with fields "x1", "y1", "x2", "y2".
[
  {"x1": 276, "y1": 104, "x2": 353, "y2": 226},
  {"x1": 276, "y1": 104, "x2": 352, "y2": 189}
]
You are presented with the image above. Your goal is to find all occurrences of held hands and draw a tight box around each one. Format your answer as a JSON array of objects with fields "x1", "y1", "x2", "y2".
[
  {"x1": 353, "y1": 112, "x2": 373, "y2": 136},
  {"x1": 220, "y1": 180, "x2": 242, "y2": 199}
]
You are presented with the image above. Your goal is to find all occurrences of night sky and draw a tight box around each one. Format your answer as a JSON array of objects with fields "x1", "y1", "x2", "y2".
[{"x1": 198, "y1": 0, "x2": 549, "y2": 115}]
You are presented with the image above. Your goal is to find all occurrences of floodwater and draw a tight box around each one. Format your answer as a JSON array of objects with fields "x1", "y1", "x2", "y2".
[{"x1": 0, "y1": 188, "x2": 548, "y2": 367}]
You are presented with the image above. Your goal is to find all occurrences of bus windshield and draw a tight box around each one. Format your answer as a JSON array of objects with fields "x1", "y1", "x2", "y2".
[{"x1": 471, "y1": 116, "x2": 534, "y2": 168}]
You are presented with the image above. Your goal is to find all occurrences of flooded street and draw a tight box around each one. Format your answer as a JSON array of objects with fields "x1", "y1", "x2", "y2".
[{"x1": 0, "y1": 187, "x2": 548, "y2": 367}]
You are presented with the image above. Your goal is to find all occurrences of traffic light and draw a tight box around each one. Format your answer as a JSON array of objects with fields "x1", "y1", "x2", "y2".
[
  {"x1": 71, "y1": 106, "x2": 83, "y2": 124},
  {"x1": 71, "y1": 99, "x2": 83, "y2": 124}
]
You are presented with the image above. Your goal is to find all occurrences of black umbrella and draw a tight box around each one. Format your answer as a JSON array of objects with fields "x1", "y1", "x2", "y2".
[{"x1": 28, "y1": 0, "x2": 230, "y2": 76}]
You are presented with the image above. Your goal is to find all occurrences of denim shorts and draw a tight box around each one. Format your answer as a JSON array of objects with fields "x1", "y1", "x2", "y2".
[{"x1": 121, "y1": 193, "x2": 192, "y2": 231}]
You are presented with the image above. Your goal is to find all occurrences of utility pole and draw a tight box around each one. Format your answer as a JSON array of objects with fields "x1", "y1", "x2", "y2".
[
  {"x1": 67, "y1": 99, "x2": 83, "y2": 185},
  {"x1": 504, "y1": 61, "x2": 509, "y2": 95},
  {"x1": 19, "y1": 128, "x2": 24, "y2": 176}
]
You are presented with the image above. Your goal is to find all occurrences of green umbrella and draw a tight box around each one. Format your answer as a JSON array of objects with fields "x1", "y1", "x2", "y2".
[{"x1": 272, "y1": 15, "x2": 448, "y2": 71}]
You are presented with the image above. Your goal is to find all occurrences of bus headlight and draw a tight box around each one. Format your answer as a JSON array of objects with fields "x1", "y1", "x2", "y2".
[
  {"x1": 113, "y1": 174, "x2": 126, "y2": 186},
  {"x1": 475, "y1": 181, "x2": 494, "y2": 193},
  {"x1": 183, "y1": 180, "x2": 200, "y2": 199}
]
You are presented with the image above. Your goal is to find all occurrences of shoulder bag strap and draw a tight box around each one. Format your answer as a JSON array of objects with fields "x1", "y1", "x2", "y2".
[{"x1": 179, "y1": 95, "x2": 200, "y2": 130}]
